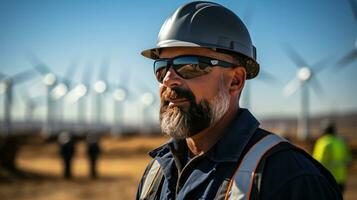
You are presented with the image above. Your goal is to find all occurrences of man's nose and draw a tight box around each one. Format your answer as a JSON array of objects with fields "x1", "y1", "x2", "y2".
[{"x1": 162, "y1": 67, "x2": 183, "y2": 87}]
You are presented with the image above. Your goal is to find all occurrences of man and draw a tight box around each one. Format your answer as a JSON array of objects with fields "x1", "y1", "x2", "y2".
[
  {"x1": 58, "y1": 131, "x2": 75, "y2": 179},
  {"x1": 313, "y1": 121, "x2": 352, "y2": 193},
  {"x1": 136, "y1": 1, "x2": 342, "y2": 199},
  {"x1": 86, "y1": 133, "x2": 101, "y2": 179}
]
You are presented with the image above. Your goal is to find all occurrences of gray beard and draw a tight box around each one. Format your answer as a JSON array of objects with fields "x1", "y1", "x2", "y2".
[{"x1": 160, "y1": 79, "x2": 230, "y2": 139}]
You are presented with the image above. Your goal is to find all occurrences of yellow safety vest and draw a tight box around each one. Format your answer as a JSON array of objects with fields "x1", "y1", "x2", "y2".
[{"x1": 312, "y1": 134, "x2": 351, "y2": 184}]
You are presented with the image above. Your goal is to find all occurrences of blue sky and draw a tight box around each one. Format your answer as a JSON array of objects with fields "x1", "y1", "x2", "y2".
[{"x1": 0, "y1": 0, "x2": 356, "y2": 125}]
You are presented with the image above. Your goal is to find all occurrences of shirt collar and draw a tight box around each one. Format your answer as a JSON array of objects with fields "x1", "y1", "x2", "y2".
[
  {"x1": 205, "y1": 108, "x2": 260, "y2": 162},
  {"x1": 149, "y1": 108, "x2": 260, "y2": 163}
]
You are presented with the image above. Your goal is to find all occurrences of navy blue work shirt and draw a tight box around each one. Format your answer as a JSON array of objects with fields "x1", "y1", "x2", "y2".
[{"x1": 136, "y1": 109, "x2": 342, "y2": 200}]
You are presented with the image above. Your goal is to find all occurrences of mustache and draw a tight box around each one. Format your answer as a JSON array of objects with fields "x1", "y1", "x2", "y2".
[{"x1": 161, "y1": 87, "x2": 195, "y2": 104}]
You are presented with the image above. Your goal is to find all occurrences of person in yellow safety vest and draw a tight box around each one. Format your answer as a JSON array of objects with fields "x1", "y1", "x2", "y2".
[{"x1": 313, "y1": 121, "x2": 352, "y2": 193}]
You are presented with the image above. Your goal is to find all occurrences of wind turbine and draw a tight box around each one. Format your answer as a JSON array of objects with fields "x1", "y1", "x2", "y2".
[
  {"x1": 282, "y1": 45, "x2": 330, "y2": 140},
  {"x1": 138, "y1": 83, "x2": 158, "y2": 134},
  {"x1": 19, "y1": 87, "x2": 43, "y2": 123},
  {"x1": 0, "y1": 69, "x2": 36, "y2": 135},
  {"x1": 51, "y1": 59, "x2": 79, "y2": 127},
  {"x1": 336, "y1": 0, "x2": 357, "y2": 66},
  {"x1": 65, "y1": 62, "x2": 93, "y2": 131},
  {"x1": 111, "y1": 69, "x2": 132, "y2": 135},
  {"x1": 93, "y1": 59, "x2": 110, "y2": 126},
  {"x1": 28, "y1": 55, "x2": 58, "y2": 136}
]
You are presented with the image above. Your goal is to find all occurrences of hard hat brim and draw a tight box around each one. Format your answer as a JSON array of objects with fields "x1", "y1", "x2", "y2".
[{"x1": 141, "y1": 40, "x2": 202, "y2": 59}]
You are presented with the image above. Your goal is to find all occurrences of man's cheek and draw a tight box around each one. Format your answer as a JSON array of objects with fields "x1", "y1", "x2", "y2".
[{"x1": 159, "y1": 85, "x2": 167, "y2": 96}]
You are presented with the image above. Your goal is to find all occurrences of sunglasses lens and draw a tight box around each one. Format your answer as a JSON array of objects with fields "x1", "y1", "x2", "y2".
[
  {"x1": 153, "y1": 56, "x2": 214, "y2": 83},
  {"x1": 154, "y1": 60, "x2": 169, "y2": 83},
  {"x1": 173, "y1": 57, "x2": 211, "y2": 79}
]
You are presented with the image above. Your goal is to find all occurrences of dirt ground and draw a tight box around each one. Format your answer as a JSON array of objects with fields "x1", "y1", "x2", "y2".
[{"x1": 0, "y1": 135, "x2": 356, "y2": 200}]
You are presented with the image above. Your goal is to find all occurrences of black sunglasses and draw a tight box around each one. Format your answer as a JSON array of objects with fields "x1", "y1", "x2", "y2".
[{"x1": 153, "y1": 55, "x2": 236, "y2": 83}]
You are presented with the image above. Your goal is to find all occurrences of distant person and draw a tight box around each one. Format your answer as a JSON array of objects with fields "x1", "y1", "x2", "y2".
[
  {"x1": 86, "y1": 134, "x2": 101, "y2": 179},
  {"x1": 136, "y1": 1, "x2": 342, "y2": 199},
  {"x1": 58, "y1": 131, "x2": 76, "y2": 179},
  {"x1": 313, "y1": 121, "x2": 352, "y2": 193}
]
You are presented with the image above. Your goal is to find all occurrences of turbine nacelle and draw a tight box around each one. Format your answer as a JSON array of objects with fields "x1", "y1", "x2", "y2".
[
  {"x1": 94, "y1": 80, "x2": 107, "y2": 93},
  {"x1": 113, "y1": 88, "x2": 126, "y2": 102},
  {"x1": 51, "y1": 83, "x2": 68, "y2": 100},
  {"x1": 0, "y1": 79, "x2": 12, "y2": 93},
  {"x1": 43, "y1": 73, "x2": 56, "y2": 86},
  {"x1": 141, "y1": 92, "x2": 154, "y2": 106},
  {"x1": 65, "y1": 83, "x2": 88, "y2": 104},
  {"x1": 76, "y1": 84, "x2": 88, "y2": 97},
  {"x1": 297, "y1": 67, "x2": 312, "y2": 82}
]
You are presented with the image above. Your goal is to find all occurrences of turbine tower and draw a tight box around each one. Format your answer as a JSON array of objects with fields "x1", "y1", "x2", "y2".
[
  {"x1": 0, "y1": 70, "x2": 36, "y2": 135},
  {"x1": 93, "y1": 59, "x2": 110, "y2": 125},
  {"x1": 111, "y1": 69, "x2": 132, "y2": 135},
  {"x1": 51, "y1": 58, "x2": 79, "y2": 127},
  {"x1": 19, "y1": 87, "x2": 42, "y2": 123},
  {"x1": 139, "y1": 83, "x2": 158, "y2": 134},
  {"x1": 65, "y1": 61, "x2": 93, "y2": 132},
  {"x1": 282, "y1": 45, "x2": 330, "y2": 140}
]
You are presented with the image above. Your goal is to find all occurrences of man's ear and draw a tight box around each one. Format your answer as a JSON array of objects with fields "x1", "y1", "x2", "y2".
[{"x1": 229, "y1": 67, "x2": 246, "y2": 95}]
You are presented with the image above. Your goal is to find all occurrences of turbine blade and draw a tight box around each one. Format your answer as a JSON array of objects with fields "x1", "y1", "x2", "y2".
[
  {"x1": 118, "y1": 68, "x2": 132, "y2": 96},
  {"x1": 99, "y1": 58, "x2": 110, "y2": 81},
  {"x1": 19, "y1": 88, "x2": 29, "y2": 104},
  {"x1": 348, "y1": 0, "x2": 357, "y2": 24},
  {"x1": 19, "y1": 87, "x2": 43, "y2": 107},
  {"x1": 311, "y1": 56, "x2": 332, "y2": 74},
  {"x1": 106, "y1": 81, "x2": 116, "y2": 92},
  {"x1": 63, "y1": 57, "x2": 80, "y2": 87},
  {"x1": 242, "y1": 3, "x2": 255, "y2": 28},
  {"x1": 258, "y1": 69, "x2": 280, "y2": 84},
  {"x1": 11, "y1": 69, "x2": 37, "y2": 84},
  {"x1": 310, "y1": 78, "x2": 324, "y2": 98},
  {"x1": 336, "y1": 48, "x2": 357, "y2": 67},
  {"x1": 82, "y1": 61, "x2": 93, "y2": 84},
  {"x1": 0, "y1": 73, "x2": 7, "y2": 80},
  {"x1": 282, "y1": 44, "x2": 309, "y2": 68},
  {"x1": 283, "y1": 78, "x2": 302, "y2": 96},
  {"x1": 27, "y1": 52, "x2": 52, "y2": 75}
]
